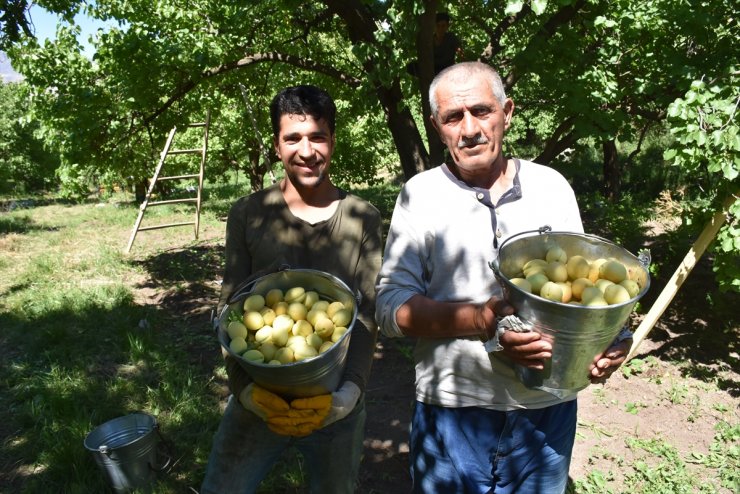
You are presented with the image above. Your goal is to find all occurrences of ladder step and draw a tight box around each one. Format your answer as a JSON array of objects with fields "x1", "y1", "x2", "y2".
[
  {"x1": 157, "y1": 174, "x2": 200, "y2": 181},
  {"x1": 137, "y1": 221, "x2": 196, "y2": 232},
  {"x1": 188, "y1": 122, "x2": 207, "y2": 128},
  {"x1": 147, "y1": 198, "x2": 198, "y2": 206},
  {"x1": 167, "y1": 148, "x2": 204, "y2": 155}
]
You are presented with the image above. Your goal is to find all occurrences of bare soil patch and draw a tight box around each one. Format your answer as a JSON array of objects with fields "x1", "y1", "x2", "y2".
[{"x1": 131, "y1": 216, "x2": 738, "y2": 493}]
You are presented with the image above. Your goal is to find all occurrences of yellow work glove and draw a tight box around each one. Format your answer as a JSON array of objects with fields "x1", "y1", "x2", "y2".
[
  {"x1": 238, "y1": 383, "x2": 290, "y2": 420},
  {"x1": 266, "y1": 393, "x2": 332, "y2": 437}
]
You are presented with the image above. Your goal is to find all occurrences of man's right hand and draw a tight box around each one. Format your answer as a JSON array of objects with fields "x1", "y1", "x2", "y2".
[
  {"x1": 473, "y1": 296, "x2": 515, "y2": 340},
  {"x1": 239, "y1": 383, "x2": 290, "y2": 420},
  {"x1": 499, "y1": 330, "x2": 552, "y2": 370}
]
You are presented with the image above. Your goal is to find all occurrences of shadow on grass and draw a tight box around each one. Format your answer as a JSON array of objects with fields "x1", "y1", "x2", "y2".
[
  {"x1": 0, "y1": 214, "x2": 60, "y2": 235},
  {"x1": 0, "y1": 293, "x2": 225, "y2": 493}
]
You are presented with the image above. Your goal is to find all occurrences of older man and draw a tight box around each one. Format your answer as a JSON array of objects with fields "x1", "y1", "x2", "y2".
[{"x1": 375, "y1": 62, "x2": 630, "y2": 493}]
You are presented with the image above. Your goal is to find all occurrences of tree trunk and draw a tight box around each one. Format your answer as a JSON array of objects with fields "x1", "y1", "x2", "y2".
[
  {"x1": 246, "y1": 148, "x2": 265, "y2": 192},
  {"x1": 535, "y1": 117, "x2": 577, "y2": 165},
  {"x1": 326, "y1": 0, "x2": 429, "y2": 180},
  {"x1": 135, "y1": 180, "x2": 147, "y2": 204},
  {"x1": 602, "y1": 138, "x2": 620, "y2": 200},
  {"x1": 417, "y1": 0, "x2": 445, "y2": 169},
  {"x1": 377, "y1": 83, "x2": 430, "y2": 180}
]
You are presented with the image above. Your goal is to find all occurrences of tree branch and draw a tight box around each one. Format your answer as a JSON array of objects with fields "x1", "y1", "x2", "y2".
[
  {"x1": 503, "y1": 0, "x2": 589, "y2": 90},
  {"x1": 139, "y1": 51, "x2": 361, "y2": 128},
  {"x1": 478, "y1": 4, "x2": 532, "y2": 63}
]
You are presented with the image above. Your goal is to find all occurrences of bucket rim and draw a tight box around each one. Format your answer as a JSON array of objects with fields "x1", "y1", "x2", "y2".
[
  {"x1": 83, "y1": 412, "x2": 158, "y2": 453},
  {"x1": 490, "y1": 229, "x2": 651, "y2": 309},
  {"x1": 218, "y1": 268, "x2": 358, "y2": 367}
]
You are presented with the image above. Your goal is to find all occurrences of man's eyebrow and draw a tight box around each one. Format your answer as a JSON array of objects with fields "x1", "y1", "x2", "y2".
[
  {"x1": 441, "y1": 103, "x2": 494, "y2": 119},
  {"x1": 440, "y1": 107, "x2": 463, "y2": 119},
  {"x1": 282, "y1": 130, "x2": 329, "y2": 140}
]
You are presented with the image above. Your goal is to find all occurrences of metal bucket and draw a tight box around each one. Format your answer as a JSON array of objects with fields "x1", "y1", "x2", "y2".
[
  {"x1": 84, "y1": 412, "x2": 170, "y2": 493},
  {"x1": 217, "y1": 268, "x2": 359, "y2": 398},
  {"x1": 490, "y1": 228, "x2": 650, "y2": 398}
]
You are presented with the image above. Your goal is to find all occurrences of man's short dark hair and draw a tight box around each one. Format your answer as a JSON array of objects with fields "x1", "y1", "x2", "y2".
[
  {"x1": 270, "y1": 85, "x2": 336, "y2": 137},
  {"x1": 436, "y1": 12, "x2": 451, "y2": 23}
]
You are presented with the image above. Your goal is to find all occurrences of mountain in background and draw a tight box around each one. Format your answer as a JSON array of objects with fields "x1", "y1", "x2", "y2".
[{"x1": 1, "y1": 51, "x2": 23, "y2": 83}]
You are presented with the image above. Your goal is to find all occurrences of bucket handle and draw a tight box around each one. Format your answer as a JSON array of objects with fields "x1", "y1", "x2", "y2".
[
  {"x1": 96, "y1": 422, "x2": 173, "y2": 473},
  {"x1": 225, "y1": 265, "x2": 363, "y2": 314},
  {"x1": 150, "y1": 422, "x2": 173, "y2": 473},
  {"x1": 490, "y1": 225, "x2": 552, "y2": 276},
  {"x1": 497, "y1": 225, "x2": 553, "y2": 253},
  {"x1": 226, "y1": 264, "x2": 291, "y2": 307},
  {"x1": 489, "y1": 225, "x2": 653, "y2": 282}
]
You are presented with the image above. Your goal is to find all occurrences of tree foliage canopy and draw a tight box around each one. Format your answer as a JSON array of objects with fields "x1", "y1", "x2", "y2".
[{"x1": 2, "y1": 0, "x2": 738, "y2": 287}]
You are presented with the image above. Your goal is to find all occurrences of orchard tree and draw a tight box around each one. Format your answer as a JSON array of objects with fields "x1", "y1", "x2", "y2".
[
  {"x1": 0, "y1": 80, "x2": 59, "y2": 193},
  {"x1": 4, "y1": 0, "x2": 737, "y2": 287},
  {"x1": 5, "y1": 1, "x2": 738, "y2": 195},
  {"x1": 663, "y1": 70, "x2": 739, "y2": 293}
]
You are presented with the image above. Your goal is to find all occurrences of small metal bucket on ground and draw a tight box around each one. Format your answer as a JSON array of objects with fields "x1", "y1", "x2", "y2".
[
  {"x1": 218, "y1": 268, "x2": 360, "y2": 398},
  {"x1": 84, "y1": 412, "x2": 171, "y2": 493},
  {"x1": 490, "y1": 228, "x2": 651, "y2": 398}
]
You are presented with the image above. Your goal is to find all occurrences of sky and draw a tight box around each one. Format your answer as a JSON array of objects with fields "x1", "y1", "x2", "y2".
[{"x1": 1, "y1": 5, "x2": 112, "y2": 83}]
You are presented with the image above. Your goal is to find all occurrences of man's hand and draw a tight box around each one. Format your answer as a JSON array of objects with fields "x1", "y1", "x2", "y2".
[
  {"x1": 239, "y1": 383, "x2": 290, "y2": 420},
  {"x1": 322, "y1": 381, "x2": 361, "y2": 427},
  {"x1": 499, "y1": 330, "x2": 552, "y2": 370},
  {"x1": 267, "y1": 394, "x2": 332, "y2": 437},
  {"x1": 589, "y1": 339, "x2": 632, "y2": 384},
  {"x1": 473, "y1": 296, "x2": 515, "y2": 340}
]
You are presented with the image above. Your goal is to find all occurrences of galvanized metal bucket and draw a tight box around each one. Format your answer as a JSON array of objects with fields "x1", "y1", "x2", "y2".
[
  {"x1": 490, "y1": 227, "x2": 651, "y2": 398},
  {"x1": 217, "y1": 268, "x2": 359, "y2": 398},
  {"x1": 84, "y1": 412, "x2": 171, "y2": 493}
]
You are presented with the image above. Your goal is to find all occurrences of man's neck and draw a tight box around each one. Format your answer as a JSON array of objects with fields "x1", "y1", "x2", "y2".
[
  {"x1": 449, "y1": 156, "x2": 513, "y2": 191},
  {"x1": 280, "y1": 179, "x2": 340, "y2": 224},
  {"x1": 488, "y1": 158, "x2": 516, "y2": 204}
]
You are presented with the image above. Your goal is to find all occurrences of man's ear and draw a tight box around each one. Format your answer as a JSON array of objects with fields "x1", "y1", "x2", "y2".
[
  {"x1": 503, "y1": 99, "x2": 515, "y2": 130},
  {"x1": 273, "y1": 136, "x2": 281, "y2": 160},
  {"x1": 430, "y1": 114, "x2": 441, "y2": 135}
]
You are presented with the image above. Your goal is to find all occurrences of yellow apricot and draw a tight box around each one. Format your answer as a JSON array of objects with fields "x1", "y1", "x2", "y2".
[
  {"x1": 243, "y1": 294, "x2": 265, "y2": 312},
  {"x1": 243, "y1": 311, "x2": 265, "y2": 331},
  {"x1": 264, "y1": 288, "x2": 284, "y2": 307}
]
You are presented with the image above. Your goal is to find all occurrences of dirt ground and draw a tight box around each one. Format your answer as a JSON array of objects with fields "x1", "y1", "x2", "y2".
[
  {"x1": 354, "y1": 258, "x2": 739, "y2": 493},
  {"x1": 133, "y1": 210, "x2": 738, "y2": 493}
]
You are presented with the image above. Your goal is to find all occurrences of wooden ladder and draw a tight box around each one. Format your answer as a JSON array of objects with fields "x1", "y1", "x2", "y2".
[{"x1": 125, "y1": 111, "x2": 211, "y2": 253}]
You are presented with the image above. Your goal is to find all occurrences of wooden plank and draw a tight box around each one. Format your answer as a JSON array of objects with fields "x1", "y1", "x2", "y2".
[
  {"x1": 157, "y1": 174, "x2": 200, "y2": 181},
  {"x1": 626, "y1": 193, "x2": 738, "y2": 361},
  {"x1": 147, "y1": 198, "x2": 198, "y2": 206},
  {"x1": 137, "y1": 221, "x2": 196, "y2": 232}
]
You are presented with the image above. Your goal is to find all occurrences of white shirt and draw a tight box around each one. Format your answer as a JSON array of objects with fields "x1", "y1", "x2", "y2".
[{"x1": 375, "y1": 159, "x2": 584, "y2": 410}]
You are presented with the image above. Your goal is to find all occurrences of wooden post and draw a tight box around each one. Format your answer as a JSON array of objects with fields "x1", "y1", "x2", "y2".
[{"x1": 627, "y1": 193, "x2": 738, "y2": 361}]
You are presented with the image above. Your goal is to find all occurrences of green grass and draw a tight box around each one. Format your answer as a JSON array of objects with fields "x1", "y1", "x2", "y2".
[
  {"x1": 1, "y1": 180, "x2": 737, "y2": 493},
  {"x1": 0, "y1": 193, "x2": 225, "y2": 493}
]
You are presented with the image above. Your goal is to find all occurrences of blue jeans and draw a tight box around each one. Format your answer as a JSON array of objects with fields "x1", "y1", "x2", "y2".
[
  {"x1": 200, "y1": 395, "x2": 366, "y2": 494},
  {"x1": 410, "y1": 400, "x2": 577, "y2": 494}
]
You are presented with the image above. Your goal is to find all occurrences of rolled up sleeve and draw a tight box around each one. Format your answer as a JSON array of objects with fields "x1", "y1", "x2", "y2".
[{"x1": 375, "y1": 194, "x2": 426, "y2": 338}]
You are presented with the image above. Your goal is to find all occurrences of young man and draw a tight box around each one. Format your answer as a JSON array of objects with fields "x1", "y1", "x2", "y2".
[
  {"x1": 375, "y1": 62, "x2": 631, "y2": 493},
  {"x1": 201, "y1": 85, "x2": 383, "y2": 494}
]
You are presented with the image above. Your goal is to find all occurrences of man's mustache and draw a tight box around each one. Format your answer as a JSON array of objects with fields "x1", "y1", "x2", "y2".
[{"x1": 457, "y1": 135, "x2": 489, "y2": 148}]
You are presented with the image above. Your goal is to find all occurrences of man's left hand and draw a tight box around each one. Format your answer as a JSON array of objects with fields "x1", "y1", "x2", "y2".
[
  {"x1": 264, "y1": 382, "x2": 362, "y2": 436},
  {"x1": 266, "y1": 394, "x2": 332, "y2": 437},
  {"x1": 589, "y1": 339, "x2": 632, "y2": 384}
]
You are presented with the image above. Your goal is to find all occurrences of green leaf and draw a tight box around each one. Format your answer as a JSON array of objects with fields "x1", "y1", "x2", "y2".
[
  {"x1": 505, "y1": 1, "x2": 525, "y2": 16},
  {"x1": 532, "y1": 0, "x2": 549, "y2": 15}
]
